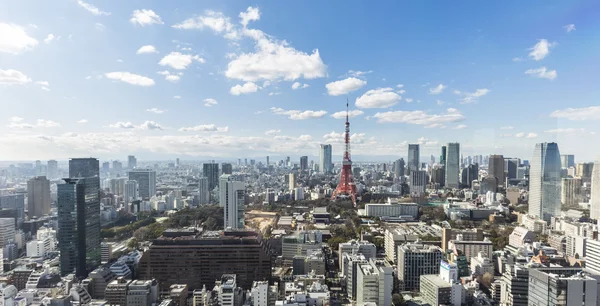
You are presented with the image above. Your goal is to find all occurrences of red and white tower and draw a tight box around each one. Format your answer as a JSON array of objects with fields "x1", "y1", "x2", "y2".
[{"x1": 331, "y1": 101, "x2": 358, "y2": 205}]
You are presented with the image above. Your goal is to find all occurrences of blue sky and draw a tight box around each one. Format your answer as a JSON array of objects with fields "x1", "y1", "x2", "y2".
[{"x1": 1, "y1": 0, "x2": 600, "y2": 162}]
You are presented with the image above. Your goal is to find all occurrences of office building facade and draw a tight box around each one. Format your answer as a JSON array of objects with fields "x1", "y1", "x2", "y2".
[
  {"x1": 198, "y1": 177, "x2": 210, "y2": 205},
  {"x1": 128, "y1": 155, "x2": 137, "y2": 169},
  {"x1": 319, "y1": 144, "x2": 332, "y2": 174},
  {"x1": 445, "y1": 143, "x2": 460, "y2": 189},
  {"x1": 407, "y1": 144, "x2": 420, "y2": 174},
  {"x1": 219, "y1": 175, "x2": 245, "y2": 229},
  {"x1": 128, "y1": 169, "x2": 157, "y2": 200},
  {"x1": 561, "y1": 154, "x2": 575, "y2": 169},
  {"x1": 300, "y1": 156, "x2": 308, "y2": 171},
  {"x1": 27, "y1": 176, "x2": 51, "y2": 218},
  {"x1": 488, "y1": 154, "x2": 505, "y2": 188},
  {"x1": 561, "y1": 177, "x2": 582, "y2": 208},
  {"x1": 124, "y1": 180, "x2": 139, "y2": 203},
  {"x1": 529, "y1": 142, "x2": 562, "y2": 221},
  {"x1": 69, "y1": 158, "x2": 100, "y2": 178},
  {"x1": 203, "y1": 163, "x2": 220, "y2": 191},
  {"x1": 397, "y1": 243, "x2": 443, "y2": 291},
  {"x1": 47, "y1": 160, "x2": 58, "y2": 180},
  {"x1": 221, "y1": 163, "x2": 233, "y2": 175},
  {"x1": 591, "y1": 157, "x2": 600, "y2": 220}
]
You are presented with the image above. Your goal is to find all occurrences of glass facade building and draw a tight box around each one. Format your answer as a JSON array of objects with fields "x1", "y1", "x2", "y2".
[{"x1": 529, "y1": 142, "x2": 562, "y2": 221}]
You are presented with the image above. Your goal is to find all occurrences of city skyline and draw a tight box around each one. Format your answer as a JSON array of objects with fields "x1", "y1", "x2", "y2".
[{"x1": 2, "y1": 1, "x2": 600, "y2": 161}]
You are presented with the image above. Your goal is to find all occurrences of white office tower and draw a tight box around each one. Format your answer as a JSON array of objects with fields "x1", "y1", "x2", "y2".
[
  {"x1": 355, "y1": 259, "x2": 393, "y2": 306},
  {"x1": 219, "y1": 175, "x2": 245, "y2": 229},
  {"x1": 47, "y1": 160, "x2": 58, "y2": 180},
  {"x1": 410, "y1": 170, "x2": 427, "y2": 197},
  {"x1": 319, "y1": 144, "x2": 332, "y2": 174},
  {"x1": 289, "y1": 173, "x2": 296, "y2": 191},
  {"x1": 123, "y1": 180, "x2": 139, "y2": 204},
  {"x1": 407, "y1": 144, "x2": 420, "y2": 174},
  {"x1": 27, "y1": 176, "x2": 51, "y2": 218},
  {"x1": 0, "y1": 218, "x2": 15, "y2": 248},
  {"x1": 529, "y1": 142, "x2": 562, "y2": 221},
  {"x1": 591, "y1": 156, "x2": 600, "y2": 220},
  {"x1": 198, "y1": 177, "x2": 210, "y2": 205},
  {"x1": 128, "y1": 169, "x2": 157, "y2": 200},
  {"x1": 445, "y1": 143, "x2": 460, "y2": 189},
  {"x1": 420, "y1": 261, "x2": 462, "y2": 306},
  {"x1": 586, "y1": 239, "x2": 600, "y2": 274},
  {"x1": 250, "y1": 281, "x2": 269, "y2": 306},
  {"x1": 294, "y1": 187, "x2": 304, "y2": 201}
]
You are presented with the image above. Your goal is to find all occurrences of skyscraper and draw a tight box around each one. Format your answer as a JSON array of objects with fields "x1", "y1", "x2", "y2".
[
  {"x1": 445, "y1": 143, "x2": 460, "y2": 189},
  {"x1": 560, "y1": 154, "x2": 575, "y2": 169},
  {"x1": 590, "y1": 157, "x2": 600, "y2": 220},
  {"x1": 219, "y1": 175, "x2": 245, "y2": 229},
  {"x1": 128, "y1": 169, "x2": 157, "y2": 200},
  {"x1": 203, "y1": 163, "x2": 220, "y2": 191},
  {"x1": 266, "y1": 156, "x2": 269, "y2": 166},
  {"x1": 58, "y1": 177, "x2": 101, "y2": 277},
  {"x1": 47, "y1": 160, "x2": 58, "y2": 180},
  {"x1": 505, "y1": 158, "x2": 519, "y2": 180},
  {"x1": 112, "y1": 161, "x2": 123, "y2": 173},
  {"x1": 394, "y1": 158, "x2": 405, "y2": 178},
  {"x1": 488, "y1": 155, "x2": 505, "y2": 188},
  {"x1": 124, "y1": 180, "x2": 139, "y2": 203},
  {"x1": 198, "y1": 177, "x2": 210, "y2": 205},
  {"x1": 27, "y1": 176, "x2": 51, "y2": 218},
  {"x1": 127, "y1": 155, "x2": 137, "y2": 169},
  {"x1": 577, "y1": 162, "x2": 594, "y2": 183},
  {"x1": 529, "y1": 142, "x2": 562, "y2": 221},
  {"x1": 101, "y1": 162, "x2": 110, "y2": 174},
  {"x1": 222, "y1": 163, "x2": 233, "y2": 175},
  {"x1": 561, "y1": 178, "x2": 582, "y2": 208},
  {"x1": 300, "y1": 156, "x2": 308, "y2": 171},
  {"x1": 289, "y1": 173, "x2": 296, "y2": 190},
  {"x1": 408, "y1": 144, "x2": 420, "y2": 174},
  {"x1": 70, "y1": 158, "x2": 100, "y2": 178},
  {"x1": 319, "y1": 144, "x2": 332, "y2": 174}
]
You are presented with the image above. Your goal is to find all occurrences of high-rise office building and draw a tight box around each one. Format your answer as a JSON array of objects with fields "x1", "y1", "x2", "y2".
[
  {"x1": 128, "y1": 169, "x2": 157, "y2": 200},
  {"x1": 266, "y1": 156, "x2": 269, "y2": 166},
  {"x1": 300, "y1": 156, "x2": 308, "y2": 171},
  {"x1": 591, "y1": 157, "x2": 600, "y2": 220},
  {"x1": 460, "y1": 164, "x2": 478, "y2": 188},
  {"x1": 203, "y1": 163, "x2": 220, "y2": 191},
  {"x1": 431, "y1": 165, "x2": 445, "y2": 187},
  {"x1": 528, "y1": 267, "x2": 598, "y2": 306},
  {"x1": 70, "y1": 158, "x2": 100, "y2": 178},
  {"x1": 138, "y1": 230, "x2": 271, "y2": 291},
  {"x1": 440, "y1": 146, "x2": 447, "y2": 166},
  {"x1": 529, "y1": 142, "x2": 562, "y2": 221},
  {"x1": 222, "y1": 163, "x2": 233, "y2": 175},
  {"x1": 560, "y1": 154, "x2": 575, "y2": 169},
  {"x1": 488, "y1": 155, "x2": 505, "y2": 188},
  {"x1": 0, "y1": 218, "x2": 15, "y2": 248},
  {"x1": 319, "y1": 144, "x2": 332, "y2": 174},
  {"x1": 0, "y1": 194, "x2": 25, "y2": 225},
  {"x1": 198, "y1": 177, "x2": 210, "y2": 205},
  {"x1": 561, "y1": 178, "x2": 582, "y2": 208},
  {"x1": 219, "y1": 175, "x2": 245, "y2": 230},
  {"x1": 500, "y1": 264, "x2": 529, "y2": 306},
  {"x1": 127, "y1": 155, "x2": 137, "y2": 169},
  {"x1": 445, "y1": 143, "x2": 460, "y2": 189},
  {"x1": 124, "y1": 180, "x2": 139, "y2": 203},
  {"x1": 27, "y1": 176, "x2": 51, "y2": 218},
  {"x1": 112, "y1": 161, "x2": 123, "y2": 173},
  {"x1": 355, "y1": 259, "x2": 393, "y2": 306},
  {"x1": 576, "y1": 162, "x2": 594, "y2": 183},
  {"x1": 410, "y1": 170, "x2": 427, "y2": 197},
  {"x1": 101, "y1": 162, "x2": 110, "y2": 174},
  {"x1": 289, "y1": 173, "x2": 296, "y2": 191},
  {"x1": 407, "y1": 144, "x2": 420, "y2": 174},
  {"x1": 397, "y1": 243, "x2": 443, "y2": 291},
  {"x1": 58, "y1": 177, "x2": 101, "y2": 277},
  {"x1": 47, "y1": 160, "x2": 58, "y2": 180},
  {"x1": 394, "y1": 158, "x2": 405, "y2": 178},
  {"x1": 505, "y1": 158, "x2": 519, "y2": 180}
]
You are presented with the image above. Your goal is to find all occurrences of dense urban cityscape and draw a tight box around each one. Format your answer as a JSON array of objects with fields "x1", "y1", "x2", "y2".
[{"x1": 2, "y1": 1, "x2": 600, "y2": 305}]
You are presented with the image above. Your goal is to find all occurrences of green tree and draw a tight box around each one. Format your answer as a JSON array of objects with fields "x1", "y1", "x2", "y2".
[{"x1": 392, "y1": 293, "x2": 405, "y2": 306}]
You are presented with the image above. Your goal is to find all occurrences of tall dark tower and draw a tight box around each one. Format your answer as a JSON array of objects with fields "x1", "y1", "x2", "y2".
[{"x1": 331, "y1": 101, "x2": 358, "y2": 205}]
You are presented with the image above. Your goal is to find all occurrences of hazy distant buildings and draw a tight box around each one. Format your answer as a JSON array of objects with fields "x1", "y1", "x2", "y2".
[
  {"x1": 488, "y1": 155, "x2": 505, "y2": 188},
  {"x1": 0, "y1": 218, "x2": 15, "y2": 248},
  {"x1": 445, "y1": 143, "x2": 460, "y2": 189},
  {"x1": 561, "y1": 178, "x2": 582, "y2": 207},
  {"x1": 128, "y1": 155, "x2": 137, "y2": 169},
  {"x1": 561, "y1": 154, "x2": 575, "y2": 169},
  {"x1": 461, "y1": 164, "x2": 478, "y2": 188},
  {"x1": 198, "y1": 177, "x2": 210, "y2": 205},
  {"x1": 394, "y1": 158, "x2": 405, "y2": 178},
  {"x1": 203, "y1": 163, "x2": 220, "y2": 191},
  {"x1": 70, "y1": 158, "x2": 100, "y2": 178},
  {"x1": 222, "y1": 163, "x2": 233, "y2": 175},
  {"x1": 408, "y1": 144, "x2": 420, "y2": 174},
  {"x1": 319, "y1": 144, "x2": 333, "y2": 174},
  {"x1": 410, "y1": 170, "x2": 427, "y2": 197},
  {"x1": 219, "y1": 175, "x2": 245, "y2": 230},
  {"x1": 300, "y1": 156, "x2": 308, "y2": 171},
  {"x1": 577, "y1": 162, "x2": 594, "y2": 183},
  {"x1": 591, "y1": 157, "x2": 600, "y2": 220},
  {"x1": 529, "y1": 142, "x2": 562, "y2": 221},
  {"x1": 47, "y1": 160, "x2": 58, "y2": 180},
  {"x1": 289, "y1": 173, "x2": 296, "y2": 191},
  {"x1": 124, "y1": 180, "x2": 139, "y2": 203},
  {"x1": 27, "y1": 176, "x2": 51, "y2": 218},
  {"x1": 128, "y1": 169, "x2": 157, "y2": 200}
]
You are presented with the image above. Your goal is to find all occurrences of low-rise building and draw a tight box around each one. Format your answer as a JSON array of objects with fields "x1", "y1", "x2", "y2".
[{"x1": 356, "y1": 259, "x2": 393, "y2": 306}]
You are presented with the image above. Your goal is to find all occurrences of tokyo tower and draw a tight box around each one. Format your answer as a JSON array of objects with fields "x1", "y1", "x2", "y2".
[{"x1": 331, "y1": 101, "x2": 358, "y2": 205}]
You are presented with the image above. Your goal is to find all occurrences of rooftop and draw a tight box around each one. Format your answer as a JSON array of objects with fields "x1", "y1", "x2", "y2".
[{"x1": 421, "y1": 274, "x2": 452, "y2": 287}]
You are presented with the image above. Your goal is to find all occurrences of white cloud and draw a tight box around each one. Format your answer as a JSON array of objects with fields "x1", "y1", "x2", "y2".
[
  {"x1": 172, "y1": 10, "x2": 236, "y2": 36},
  {"x1": 429, "y1": 84, "x2": 446, "y2": 95},
  {"x1": 157, "y1": 70, "x2": 181, "y2": 82},
  {"x1": 203, "y1": 98, "x2": 218, "y2": 107},
  {"x1": 105, "y1": 72, "x2": 155, "y2": 86},
  {"x1": 550, "y1": 106, "x2": 600, "y2": 121},
  {"x1": 525, "y1": 67, "x2": 557, "y2": 80},
  {"x1": 500, "y1": 126, "x2": 514, "y2": 130},
  {"x1": 109, "y1": 122, "x2": 135, "y2": 129},
  {"x1": 397, "y1": 89, "x2": 406, "y2": 94},
  {"x1": 158, "y1": 52, "x2": 205, "y2": 70},
  {"x1": 77, "y1": 119, "x2": 88, "y2": 123},
  {"x1": 512, "y1": 57, "x2": 525, "y2": 62},
  {"x1": 298, "y1": 135, "x2": 313, "y2": 141},
  {"x1": 292, "y1": 82, "x2": 310, "y2": 90},
  {"x1": 139, "y1": 121, "x2": 164, "y2": 130},
  {"x1": 0, "y1": 69, "x2": 32, "y2": 85},
  {"x1": 95, "y1": 23, "x2": 106, "y2": 31},
  {"x1": 331, "y1": 110, "x2": 364, "y2": 119},
  {"x1": 76, "y1": 0, "x2": 110, "y2": 16},
  {"x1": 173, "y1": 95, "x2": 181, "y2": 99},
  {"x1": 130, "y1": 9, "x2": 163, "y2": 26},
  {"x1": 10, "y1": 117, "x2": 24, "y2": 122},
  {"x1": 36, "y1": 81, "x2": 49, "y2": 86},
  {"x1": 454, "y1": 124, "x2": 467, "y2": 130},
  {"x1": 515, "y1": 132, "x2": 537, "y2": 139},
  {"x1": 264, "y1": 129, "x2": 280, "y2": 136},
  {"x1": 348, "y1": 70, "x2": 373, "y2": 77},
  {"x1": 36, "y1": 119, "x2": 61, "y2": 127},
  {"x1": 326, "y1": 77, "x2": 366, "y2": 96},
  {"x1": 455, "y1": 88, "x2": 490, "y2": 104},
  {"x1": 179, "y1": 124, "x2": 229, "y2": 132},
  {"x1": 146, "y1": 108, "x2": 166, "y2": 114},
  {"x1": 545, "y1": 128, "x2": 585, "y2": 133},
  {"x1": 437, "y1": 100, "x2": 445, "y2": 106},
  {"x1": 43, "y1": 34, "x2": 55, "y2": 44},
  {"x1": 136, "y1": 45, "x2": 158, "y2": 54},
  {"x1": 239, "y1": 6, "x2": 260, "y2": 27},
  {"x1": 564, "y1": 24, "x2": 576, "y2": 33},
  {"x1": 372, "y1": 108, "x2": 465, "y2": 128},
  {"x1": 323, "y1": 131, "x2": 366, "y2": 144},
  {"x1": 528, "y1": 39, "x2": 554, "y2": 61},
  {"x1": 0, "y1": 23, "x2": 38, "y2": 54},
  {"x1": 268, "y1": 92, "x2": 281, "y2": 96},
  {"x1": 271, "y1": 107, "x2": 327, "y2": 120},
  {"x1": 405, "y1": 98, "x2": 413, "y2": 103},
  {"x1": 355, "y1": 87, "x2": 401, "y2": 108},
  {"x1": 230, "y1": 82, "x2": 259, "y2": 95}
]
